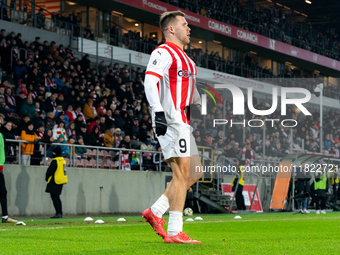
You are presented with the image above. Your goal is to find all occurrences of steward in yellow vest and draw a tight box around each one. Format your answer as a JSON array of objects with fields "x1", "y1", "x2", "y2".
[
  {"x1": 329, "y1": 165, "x2": 339, "y2": 201},
  {"x1": 45, "y1": 146, "x2": 67, "y2": 219},
  {"x1": 232, "y1": 163, "x2": 246, "y2": 210},
  {"x1": 329, "y1": 165, "x2": 339, "y2": 185},
  {"x1": 232, "y1": 165, "x2": 245, "y2": 190},
  {"x1": 313, "y1": 169, "x2": 328, "y2": 213}
]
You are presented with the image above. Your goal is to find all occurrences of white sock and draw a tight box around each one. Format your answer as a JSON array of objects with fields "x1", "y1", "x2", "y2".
[
  {"x1": 151, "y1": 195, "x2": 169, "y2": 218},
  {"x1": 167, "y1": 211, "x2": 183, "y2": 236},
  {"x1": 2, "y1": 215, "x2": 8, "y2": 220}
]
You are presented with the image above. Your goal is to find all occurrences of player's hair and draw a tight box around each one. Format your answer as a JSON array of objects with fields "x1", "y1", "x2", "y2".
[{"x1": 159, "y1": 11, "x2": 185, "y2": 33}]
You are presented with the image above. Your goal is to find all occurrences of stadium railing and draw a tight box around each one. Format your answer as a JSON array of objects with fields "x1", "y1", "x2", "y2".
[{"x1": 6, "y1": 139, "x2": 166, "y2": 171}]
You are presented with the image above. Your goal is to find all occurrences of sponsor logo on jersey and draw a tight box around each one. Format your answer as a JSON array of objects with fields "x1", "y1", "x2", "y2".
[{"x1": 178, "y1": 70, "x2": 194, "y2": 77}]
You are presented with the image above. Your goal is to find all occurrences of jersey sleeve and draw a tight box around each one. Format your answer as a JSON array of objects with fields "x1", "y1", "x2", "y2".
[
  {"x1": 144, "y1": 74, "x2": 163, "y2": 112},
  {"x1": 145, "y1": 48, "x2": 172, "y2": 78}
]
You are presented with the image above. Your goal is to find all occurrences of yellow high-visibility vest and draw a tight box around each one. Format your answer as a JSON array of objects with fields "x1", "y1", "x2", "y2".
[
  {"x1": 330, "y1": 167, "x2": 339, "y2": 185},
  {"x1": 232, "y1": 166, "x2": 245, "y2": 187},
  {"x1": 48, "y1": 157, "x2": 68, "y2": 185}
]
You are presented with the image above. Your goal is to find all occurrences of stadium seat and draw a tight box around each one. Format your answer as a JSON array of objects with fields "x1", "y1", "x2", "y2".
[
  {"x1": 85, "y1": 149, "x2": 96, "y2": 157},
  {"x1": 84, "y1": 159, "x2": 93, "y2": 168},
  {"x1": 98, "y1": 150, "x2": 105, "y2": 159},
  {"x1": 87, "y1": 159, "x2": 97, "y2": 168},
  {"x1": 100, "y1": 162, "x2": 110, "y2": 169},
  {"x1": 65, "y1": 158, "x2": 70, "y2": 167},
  {"x1": 75, "y1": 160, "x2": 84, "y2": 168},
  {"x1": 102, "y1": 150, "x2": 111, "y2": 161},
  {"x1": 111, "y1": 161, "x2": 119, "y2": 169}
]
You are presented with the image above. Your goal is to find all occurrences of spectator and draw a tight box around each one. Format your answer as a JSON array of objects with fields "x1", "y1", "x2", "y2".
[
  {"x1": 99, "y1": 116, "x2": 107, "y2": 134},
  {"x1": 4, "y1": 88, "x2": 16, "y2": 114},
  {"x1": 114, "y1": 128, "x2": 123, "y2": 148},
  {"x1": 19, "y1": 96, "x2": 35, "y2": 119},
  {"x1": 66, "y1": 135, "x2": 78, "y2": 159},
  {"x1": 51, "y1": 134, "x2": 69, "y2": 157},
  {"x1": 227, "y1": 142, "x2": 239, "y2": 158},
  {"x1": 104, "y1": 126, "x2": 115, "y2": 148},
  {"x1": 52, "y1": 120, "x2": 67, "y2": 140},
  {"x1": 36, "y1": 9, "x2": 45, "y2": 29},
  {"x1": 113, "y1": 109, "x2": 125, "y2": 129},
  {"x1": 119, "y1": 134, "x2": 131, "y2": 149},
  {"x1": 20, "y1": 121, "x2": 39, "y2": 165},
  {"x1": 31, "y1": 123, "x2": 45, "y2": 165},
  {"x1": 65, "y1": 122, "x2": 76, "y2": 139},
  {"x1": 239, "y1": 142, "x2": 254, "y2": 165},
  {"x1": 80, "y1": 54, "x2": 91, "y2": 70},
  {"x1": 45, "y1": 94, "x2": 57, "y2": 113},
  {"x1": 96, "y1": 99, "x2": 107, "y2": 116},
  {"x1": 41, "y1": 128, "x2": 55, "y2": 157},
  {"x1": 88, "y1": 126, "x2": 101, "y2": 146},
  {"x1": 45, "y1": 112, "x2": 56, "y2": 129},
  {"x1": 13, "y1": 59, "x2": 27, "y2": 81},
  {"x1": 153, "y1": 146, "x2": 167, "y2": 171},
  {"x1": 83, "y1": 98, "x2": 97, "y2": 122},
  {"x1": 75, "y1": 135, "x2": 88, "y2": 160},
  {"x1": 203, "y1": 133, "x2": 217, "y2": 150},
  {"x1": 0, "y1": 95, "x2": 6, "y2": 116},
  {"x1": 1, "y1": 121, "x2": 18, "y2": 163},
  {"x1": 130, "y1": 151, "x2": 141, "y2": 170},
  {"x1": 65, "y1": 104, "x2": 76, "y2": 122},
  {"x1": 88, "y1": 116, "x2": 101, "y2": 134},
  {"x1": 143, "y1": 152, "x2": 155, "y2": 171}
]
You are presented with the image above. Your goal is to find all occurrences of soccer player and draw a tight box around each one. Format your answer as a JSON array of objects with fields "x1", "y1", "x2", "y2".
[{"x1": 142, "y1": 11, "x2": 203, "y2": 244}]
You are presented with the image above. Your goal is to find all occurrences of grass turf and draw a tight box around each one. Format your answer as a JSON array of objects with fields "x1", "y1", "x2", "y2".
[{"x1": 0, "y1": 212, "x2": 339, "y2": 255}]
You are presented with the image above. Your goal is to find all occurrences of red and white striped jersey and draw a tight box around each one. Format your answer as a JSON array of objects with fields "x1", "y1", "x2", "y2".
[
  {"x1": 145, "y1": 42, "x2": 200, "y2": 124},
  {"x1": 145, "y1": 42, "x2": 200, "y2": 147}
]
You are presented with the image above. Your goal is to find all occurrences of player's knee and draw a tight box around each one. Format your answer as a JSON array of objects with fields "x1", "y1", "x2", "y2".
[{"x1": 174, "y1": 167, "x2": 190, "y2": 183}]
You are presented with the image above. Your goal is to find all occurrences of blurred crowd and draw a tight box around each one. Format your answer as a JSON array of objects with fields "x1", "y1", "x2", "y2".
[
  {"x1": 162, "y1": 0, "x2": 340, "y2": 61},
  {"x1": 1, "y1": 2, "x2": 339, "y2": 96}
]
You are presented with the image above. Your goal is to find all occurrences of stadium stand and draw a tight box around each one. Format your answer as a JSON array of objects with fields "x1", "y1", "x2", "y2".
[
  {"x1": 0, "y1": 0, "x2": 340, "y2": 175},
  {"x1": 160, "y1": 0, "x2": 340, "y2": 61}
]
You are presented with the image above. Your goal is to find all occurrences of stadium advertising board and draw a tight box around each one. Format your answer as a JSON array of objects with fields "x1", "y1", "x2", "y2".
[
  {"x1": 221, "y1": 183, "x2": 263, "y2": 212},
  {"x1": 115, "y1": 0, "x2": 340, "y2": 71}
]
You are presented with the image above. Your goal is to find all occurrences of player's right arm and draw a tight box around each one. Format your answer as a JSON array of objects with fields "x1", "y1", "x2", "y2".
[{"x1": 144, "y1": 48, "x2": 172, "y2": 136}]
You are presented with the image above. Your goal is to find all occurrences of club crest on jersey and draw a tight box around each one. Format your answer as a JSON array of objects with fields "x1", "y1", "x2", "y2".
[
  {"x1": 178, "y1": 70, "x2": 193, "y2": 78},
  {"x1": 153, "y1": 59, "x2": 157, "y2": 65}
]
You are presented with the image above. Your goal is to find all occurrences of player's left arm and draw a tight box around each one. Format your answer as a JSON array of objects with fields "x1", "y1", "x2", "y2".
[{"x1": 144, "y1": 48, "x2": 172, "y2": 136}]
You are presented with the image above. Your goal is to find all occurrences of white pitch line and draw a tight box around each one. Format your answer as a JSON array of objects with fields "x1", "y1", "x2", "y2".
[
  {"x1": 0, "y1": 215, "x2": 339, "y2": 232},
  {"x1": 0, "y1": 226, "x2": 64, "y2": 231}
]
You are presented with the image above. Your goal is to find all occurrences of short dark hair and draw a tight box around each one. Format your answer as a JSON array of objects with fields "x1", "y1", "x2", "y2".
[{"x1": 159, "y1": 11, "x2": 185, "y2": 33}]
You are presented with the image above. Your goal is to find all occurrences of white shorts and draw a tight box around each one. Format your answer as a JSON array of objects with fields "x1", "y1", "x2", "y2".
[{"x1": 161, "y1": 132, "x2": 199, "y2": 160}]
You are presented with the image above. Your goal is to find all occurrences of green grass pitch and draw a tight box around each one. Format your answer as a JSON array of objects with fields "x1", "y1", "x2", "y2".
[{"x1": 1, "y1": 212, "x2": 339, "y2": 254}]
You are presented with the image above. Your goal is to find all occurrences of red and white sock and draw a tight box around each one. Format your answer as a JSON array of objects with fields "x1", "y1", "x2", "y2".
[
  {"x1": 167, "y1": 211, "x2": 183, "y2": 236},
  {"x1": 151, "y1": 194, "x2": 169, "y2": 218}
]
